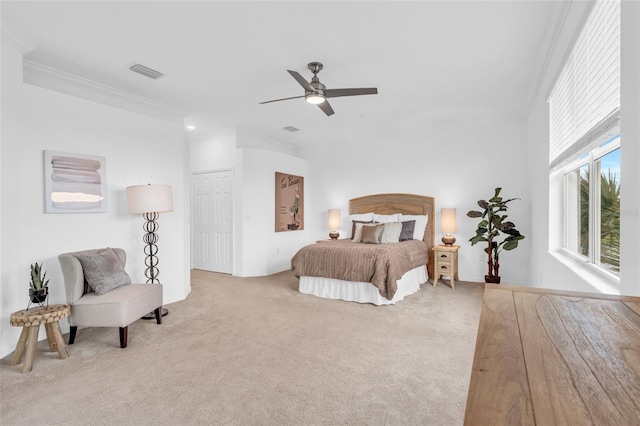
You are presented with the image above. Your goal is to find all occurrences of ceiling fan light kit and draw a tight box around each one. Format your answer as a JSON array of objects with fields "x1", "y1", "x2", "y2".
[
  {"x1": 305, "y1": 93, "x2": 325, "y2": 104},
  {"x1": 260, "y1": 62, "x2": 377, "y2": 116}
]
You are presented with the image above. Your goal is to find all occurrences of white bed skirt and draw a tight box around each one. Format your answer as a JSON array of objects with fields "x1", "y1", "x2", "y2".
[{"x1": 298, "y1": 265, "x2": 428, "y2": 305}]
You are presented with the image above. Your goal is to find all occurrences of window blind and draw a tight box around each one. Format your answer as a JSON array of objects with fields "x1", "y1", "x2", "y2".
[{"x1": 549, "y1": 0, "x2": 620, "y2": 170}]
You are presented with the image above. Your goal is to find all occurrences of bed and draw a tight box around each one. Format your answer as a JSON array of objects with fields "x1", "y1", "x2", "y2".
[{"x1": 292, "y1": 193, "x2": 435, "y2": 305}]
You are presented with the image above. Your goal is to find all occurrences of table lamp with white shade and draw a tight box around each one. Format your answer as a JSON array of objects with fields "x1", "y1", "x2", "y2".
[
  {"x1": 328, "y1": 208, "x2": 340, "y2": 240},
  {"x1": 441, "y1": 208, "x2": 457, "y2": 246}
]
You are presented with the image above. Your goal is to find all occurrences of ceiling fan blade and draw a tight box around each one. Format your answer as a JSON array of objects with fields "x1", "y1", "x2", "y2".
[
  {"x1": 325, "y1": 88, "x2": 378, "y2": 98},
  {"x1": 259, "y1": 95, "x2": 305, "y2": 104},
  {"x1": 317, "y1": 100, "x2": 335, "y2": 116},
  {"x1": 287, "y1": 70, "x2": 315, "y2": 92}
]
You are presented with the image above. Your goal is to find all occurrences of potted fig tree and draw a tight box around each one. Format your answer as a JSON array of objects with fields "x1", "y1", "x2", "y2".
[{"x1": 467, "y1": 187, "x2": 525, "y2": 283}]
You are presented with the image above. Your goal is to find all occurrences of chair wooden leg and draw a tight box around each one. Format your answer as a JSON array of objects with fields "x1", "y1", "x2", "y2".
[
  {"x1": 154, "y1": 307, "x2": 162, "y2": 324},
  {"x1": 68, "y1": 326, "x2": 78, "y2": 344},
  {"x1": 119, "y1": 327, "x2": 128, "y2": 348}
]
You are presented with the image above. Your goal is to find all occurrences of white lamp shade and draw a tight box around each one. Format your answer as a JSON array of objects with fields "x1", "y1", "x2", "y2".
[
  {"x1": 328, "y1": 209, "x2": 341, "y2": 230},
  {"x1": 126, "y1": 184, "x2": 174, "y2": 214},
  {"x1": 441, "y1": 208, "x2": 457, "y2": 234}
]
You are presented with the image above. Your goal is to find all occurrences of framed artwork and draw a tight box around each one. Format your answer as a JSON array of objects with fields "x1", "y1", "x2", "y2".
[
  {"x1": 275, "y1": 172, "x2": 304, "y2": 232},
  {"x1": 43, "y1": 150, "x2": 107, "y2": 213}
]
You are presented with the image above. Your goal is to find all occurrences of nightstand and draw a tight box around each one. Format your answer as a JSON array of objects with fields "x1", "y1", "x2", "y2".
[{"x1": 432, "y1": 245, "x2": 459, "y2": 289}]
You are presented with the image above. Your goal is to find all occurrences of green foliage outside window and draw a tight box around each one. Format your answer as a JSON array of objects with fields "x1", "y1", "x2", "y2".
[{"x1": 579, "y1": 164, "x2": 620, "y2": 273}]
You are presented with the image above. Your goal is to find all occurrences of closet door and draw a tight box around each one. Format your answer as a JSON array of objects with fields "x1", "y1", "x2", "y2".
[{"x1": 192, "y1": 170, "x2": 232, "y2": 273}]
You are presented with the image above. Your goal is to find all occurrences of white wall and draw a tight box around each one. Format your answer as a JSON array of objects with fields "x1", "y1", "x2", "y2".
[
  {"x1": 298, "y1": 118, "x2": 532, "y2": 285},
  {"x1": 619, "y1": 0, "x2": 640, "y2": 297},
  {"x1": 524, "y1": 1, "x2": 602, "y2": 294},
  {"x1": 190, "y1": 118, "x2": 529, "y2": 282},
  {"x1": 190, "y1": 129, "x2": 237, "y2": 172},
  {"x1": 0, "y1": 41, "x2": 190, "y2": 357},
  {"x1": 189, "y1": 130, "x2": 309, "y2": 277},
  {"x1": 525, "y1": 1, "x2": 640, "y2": 296},
  {"x1": 239, "y1": 148, "x2": 309, "y2": 276}
]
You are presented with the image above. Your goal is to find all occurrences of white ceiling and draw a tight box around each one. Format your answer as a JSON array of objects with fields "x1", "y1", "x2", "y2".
[{"x1": 2, "y1": 1, "x2": 567, "y2": 150}]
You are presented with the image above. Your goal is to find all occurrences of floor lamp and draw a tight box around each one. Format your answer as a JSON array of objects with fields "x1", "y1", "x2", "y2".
[{"x1": 126, "y1": 183, "x2": 173, "y2": 318}]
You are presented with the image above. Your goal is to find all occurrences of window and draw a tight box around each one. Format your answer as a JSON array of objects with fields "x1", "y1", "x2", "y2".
[
  {"x1": 563, "y1": 136, "x2": 620, "y2": 274},
  {"x1": 549, "y1": 0, "x2": 620, "y2": 279}
]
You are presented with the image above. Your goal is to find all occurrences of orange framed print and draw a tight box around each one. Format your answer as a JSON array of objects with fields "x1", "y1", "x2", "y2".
[{"x1": 275, "y1": 172, "x2": 304, "y2": 232}]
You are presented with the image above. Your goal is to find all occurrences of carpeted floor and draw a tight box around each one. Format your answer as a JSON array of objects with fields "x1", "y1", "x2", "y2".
[{"x1": 1, "y1": 270, "x2": 484, "y2": 426}]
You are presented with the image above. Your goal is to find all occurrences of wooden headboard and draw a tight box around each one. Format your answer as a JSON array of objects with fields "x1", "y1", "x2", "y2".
[{"x1": 349, "y1": 193, "x2": 435, "y2": 279}]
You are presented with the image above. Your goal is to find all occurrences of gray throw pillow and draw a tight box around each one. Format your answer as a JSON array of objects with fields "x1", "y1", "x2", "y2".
[
  {"x1": 74, "y1": 248, "x2": 132, "y2": 295},
  {"x1": 400, "y1": 220, "x2": 416, "y2": 241},
  {"x1": 361, "y1": 224, "x2": 384, "y2": 244}
]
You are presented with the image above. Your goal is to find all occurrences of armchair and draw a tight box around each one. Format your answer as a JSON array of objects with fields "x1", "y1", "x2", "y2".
[{"x1": 58, "y1": 248, "x2": 163, "y2": 348}]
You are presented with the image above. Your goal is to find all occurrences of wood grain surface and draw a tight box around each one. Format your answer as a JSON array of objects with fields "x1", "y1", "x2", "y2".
[
  {"x1": 9, "y1": 304, "x2": 70, "y2": 373},
  {"x1": 465, "y1": 285, "x2": 640, "y2": 425},
  {"x1": 463, "y1": 287, "x2": 534, "y2": 425}
]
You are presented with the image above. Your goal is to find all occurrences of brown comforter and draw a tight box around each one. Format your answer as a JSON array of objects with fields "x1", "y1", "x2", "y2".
[{"x1": 291, "y1": 240, "x2": 428, "y2": 300}]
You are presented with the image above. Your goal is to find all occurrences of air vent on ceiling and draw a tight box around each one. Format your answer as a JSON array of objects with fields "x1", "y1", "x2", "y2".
[
  {"x1": 129, "y1": 64, "x2": 164, "y2": 79},
  {"x1": 283, "y1": 126, "x2": 299, "y2": 132}
]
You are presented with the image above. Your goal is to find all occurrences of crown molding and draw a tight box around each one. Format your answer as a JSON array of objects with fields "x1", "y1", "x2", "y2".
[
  {"x1": 236, "y1": 127, "x2": 295, "y2": 155},
  {"x1": 23, "y1": 59, "x2": 186, "y2": 124},
  {"x1": 525, "y1": 0, "x2": 595, "y2": 114},
  {"x1": 188, "y1": 127, "x2": 237, "y2": 143},
  {"x1": 523, "y1": 1, "x2": 573, "y2": 114},
  {"x1": 1, "y1": 20, "x2": 36, "y2": 53}
]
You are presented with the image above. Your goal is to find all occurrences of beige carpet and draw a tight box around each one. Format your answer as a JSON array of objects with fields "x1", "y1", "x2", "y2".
[{"x1": 1, "y1": 270, "x2": 484, "y2": 426}]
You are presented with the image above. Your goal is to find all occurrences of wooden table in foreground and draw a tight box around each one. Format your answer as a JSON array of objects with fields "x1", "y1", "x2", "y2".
[
  {"x1": 9, "y1": 304, "x2": 70, "y2": 373},
  {"x1": 464, "y1": 284, "x2": 640, "y2": 425}
]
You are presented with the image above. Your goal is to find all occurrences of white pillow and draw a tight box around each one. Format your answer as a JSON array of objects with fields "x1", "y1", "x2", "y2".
[
  {"x1": 399, "y1": 214, "x2": 428, "y2": 240},
  {"x1": 381, "y1": 222, "x2": 402, "y2": 243},
  {"x1": 349, "y1": 213, "x2": 374, "y2": 222},
  {"x1": 373, "y1": 213, "x2": 400, "y2": 223}
]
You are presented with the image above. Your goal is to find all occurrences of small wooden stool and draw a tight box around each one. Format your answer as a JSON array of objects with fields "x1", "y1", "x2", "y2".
[{"x1": 9, "y1": 304, "x2": 70, "y2": 373}]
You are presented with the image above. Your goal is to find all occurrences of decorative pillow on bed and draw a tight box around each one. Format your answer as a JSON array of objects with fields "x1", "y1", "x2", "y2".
[
  {"x1": 74, "y1": 248, "x2": 132, "y2": 295},
  {"x1": 351, "y1": 222, "x2": 373, "y2": 243},
  {"x1": 353, "y1": 222, "x2": 375, "y2": 243},
  {"x1": 373, "y1": 213, "x2": 400, "y2": 223},
  {"x1": 351, "y1": 220, "x2": 373, "y2": 239},
  {"x1": 349, "y1": 213, "x2": 373, "y2": 239},
  {"x1": 399, "y1": 220, "x2": 416, "y2": 241},
  {"x1": 399, "y1": 214, "x2": 428, "y2": 240},
  {"x1": 381, "y1": 222, "x2": 402, "y2": 243},
  {"x1": 361, "y1": 223, "x2": 385, "y2": 244}
]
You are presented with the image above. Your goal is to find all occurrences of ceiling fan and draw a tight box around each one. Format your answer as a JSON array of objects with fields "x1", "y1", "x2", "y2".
[{"x1": 260, "y1": 62, "x2": 378, "y2": 116}]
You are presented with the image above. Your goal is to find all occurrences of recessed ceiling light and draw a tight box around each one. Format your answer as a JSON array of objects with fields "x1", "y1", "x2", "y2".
[
  {"x1": 186, "y1": 125, "x2": 196, "y2": 131},
  {"x1": 283, "y1": 126, "x2": 299, "y2": 132}
]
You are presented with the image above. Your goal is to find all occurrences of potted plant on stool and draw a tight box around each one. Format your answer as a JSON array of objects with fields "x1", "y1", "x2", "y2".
[
  {"x1": 29, "y1": 262, "x2": 49, "y2": 306},
  {"x1": 467, "y1": 187, "x2": 525, "y2": 283}
]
